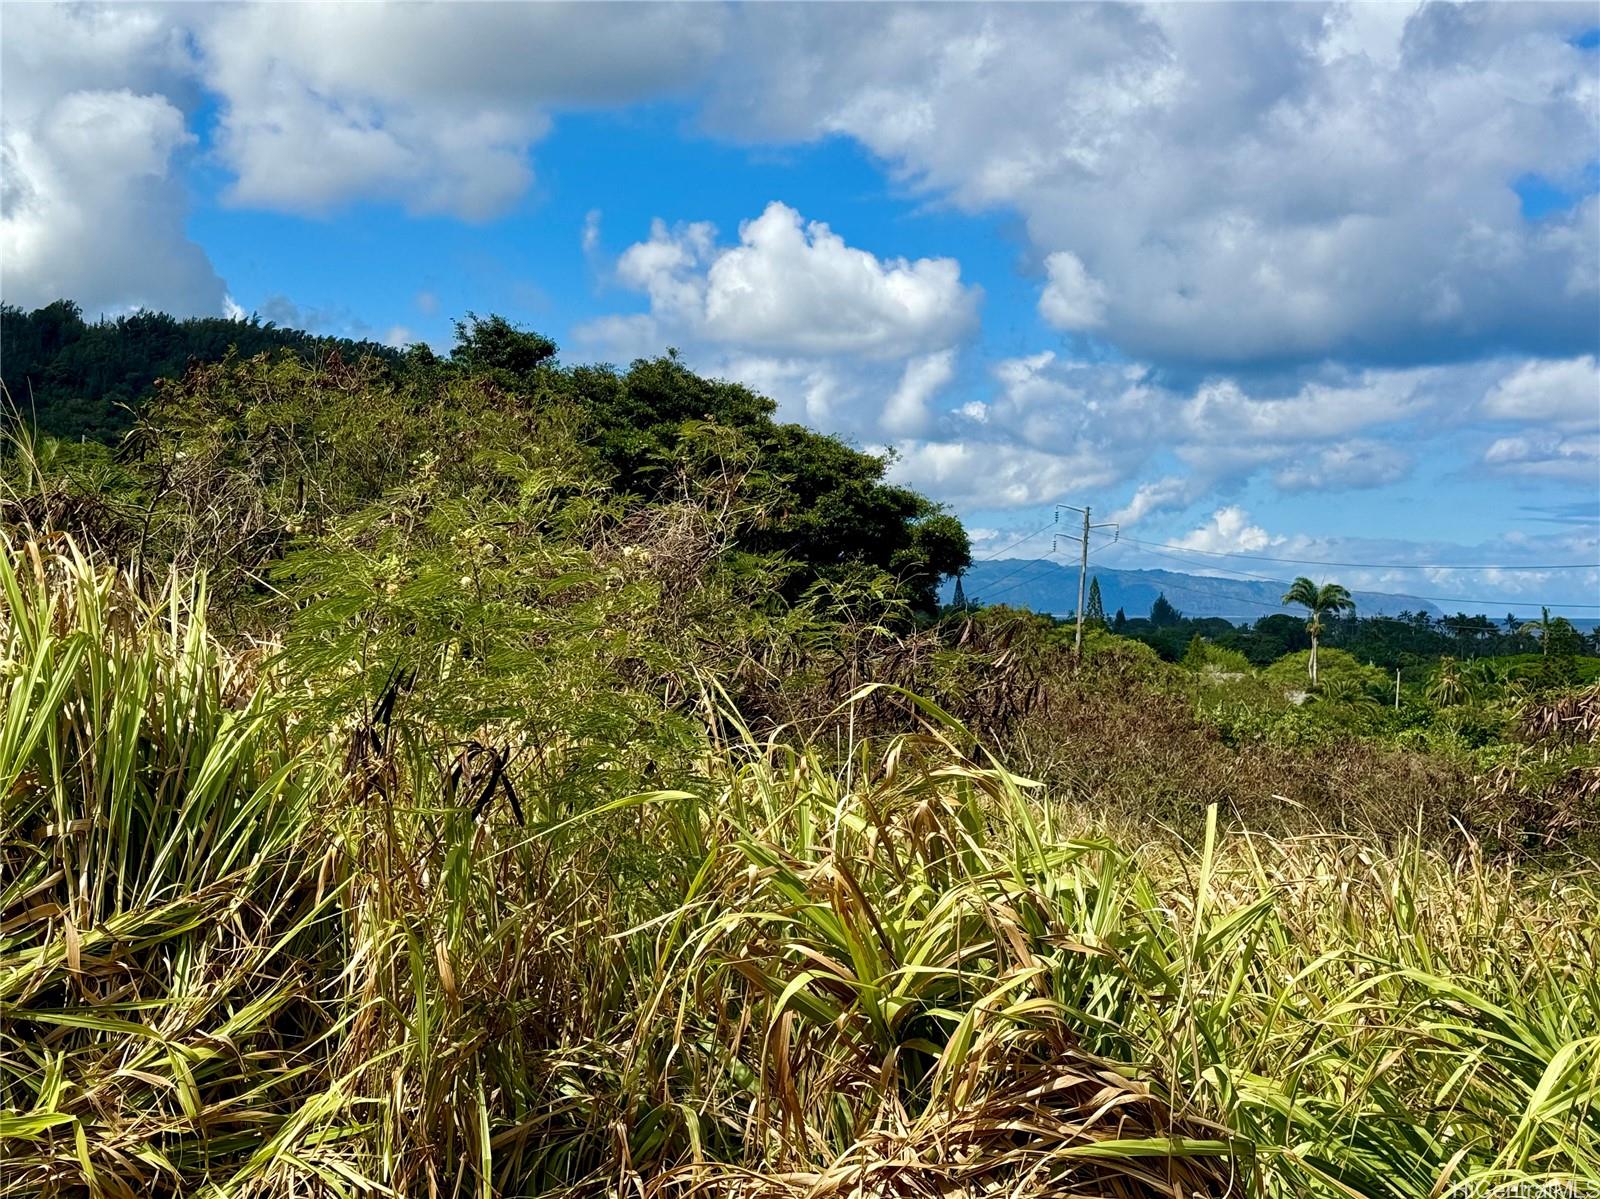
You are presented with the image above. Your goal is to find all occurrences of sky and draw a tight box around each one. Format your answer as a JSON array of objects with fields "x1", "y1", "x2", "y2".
[{"x1": 2, "y1": 1, "x2": 1598, "y2": 613}]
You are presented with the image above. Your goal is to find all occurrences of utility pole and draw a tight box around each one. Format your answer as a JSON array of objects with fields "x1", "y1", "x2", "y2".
[
  {"x1": 1055, "y1": 503, "x2": 1119, "y2": 655},
  {"x1": 1074, "y1": 506, "x2": 1090, "y2": 651}
]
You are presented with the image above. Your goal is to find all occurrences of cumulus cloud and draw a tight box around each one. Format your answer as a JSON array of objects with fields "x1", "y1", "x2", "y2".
[
  {"x1": 10, "y1": 1, "x2": 1596, "y2": 380},
  {"x1": 708, "y1": 3, "x2": 1599, "y2": 368},
  {"x1": 907, "y1": 352, "x2": 1448, "y2": 512},
  {"x1": 579, "y1": 201, "x2": 977, "y2": 437},
  {"x1": 1, "y1": 2, "x2": 727, "y2": 312},
  {"x1": 1474, "y1": 354, "x2": 1598, "y2": 481},
  {"x1": 873, "y1": 348, "x2": 1598, "y2": 514},
  {"x1": 1111, "y1": 477, "x2": 1203, "y2": 525},
  {"x1": 1178, "y1": 371, "x2": 1433, "y2": 447},
  {"x1": 1038, "y1": 251, "x2": 1108, "y2": 331},
  {"x1": 1, "y1": 7, "x2": 225, "y2": 315},
  {"x1": 1, "y1": 89, "x2": 227, "y2": 316},
  {"x1": 193, "y1": 4, "x2": 724, "y2": 219},
  {"x1": 5, "y1": 0, "x2": 1595, "y2": 557},
  {"x1": 1482, "y1": 432, "x2": 1600, "y2": 482},
  {"x1": 593, "y1": 202, "x2": 978, "y2": 360},
  {"x1": 1481, "y1": 355, "x2": 1599, "y2": 428},
  {"x1": 883, "y1": 351, "x2": 957, "y2": 437},
  {"x1": 1174, "y1": 506, "x2": 1277, "y2": 554},
  {"x1": 888, "y1": 439, "x2": 1125, "y2": 509}
]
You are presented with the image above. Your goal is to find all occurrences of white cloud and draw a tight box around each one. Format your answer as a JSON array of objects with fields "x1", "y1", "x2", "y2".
[
  {"x1": 1482, "y1": 355, "x2": 1599, "y2": 429},
  {"x1": 579, "y1": 201, "x2": 979, "y2": 440},
  {"x1": 708, "y1": 3, "x2": 1599, "y2": 368},
  {"x1": 4, "y1": 0, "x2": 1595, "y2": 551},
  {"x1": 1482, "y1": 432, "x2": 1600, "y2": 482},
  {"x1": 1272, "y1": 441, "x2": 1413, "y2": 492},
  {"x1": 594, "y1": 202, "x2": 978, "y2": 360},
  {"x1": 8, "y1": 1, "x2": 1595, "y2": 384},
  {"x1": 883, "y1": 351, "x2": 957, "y2": 436},
  {"x1": 918, "y1": 351, "x2": 1451, "y2": 511},
  {"x1": 889, "y1": 439, "x2": 1123, "y2": 508},
  {"x1": 1178, "y1": 371, "x2": 1433, "y2": 446},
  {"x1": 1111, "y1": 476, "x2": 1200, "y2": 526},
  {"x1": 192, "y1": 4, "x2": 725, "y2": 220},
  {"x1": 1174, "y1": 506, "x2": 1277, "y2": 554},
  {"x1": 0, "y1": 2, "x2": 732, "y2": 315},
  {"x1": 713, "y1": 355, "x2": 860, "y2": 428},
  {"x1": 1038, "y1": 251, "x2": 1108, "y2": 331},
  {"x1": 1, "y1": 89, "x2": 226, "y2": 316}
]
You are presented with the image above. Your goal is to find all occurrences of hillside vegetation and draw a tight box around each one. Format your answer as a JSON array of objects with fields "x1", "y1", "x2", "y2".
[{"x1": 2, "y1": 312, "x2": 1597, "y2": 1197}]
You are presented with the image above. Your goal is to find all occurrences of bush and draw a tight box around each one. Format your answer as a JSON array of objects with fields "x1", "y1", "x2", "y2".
[
  {"x1": 1264, "y1": 646, "x2": 1388, "y2": 695},
  {"x1": 1183, "y1": 634, "x2": 1254, "y2": 675}
]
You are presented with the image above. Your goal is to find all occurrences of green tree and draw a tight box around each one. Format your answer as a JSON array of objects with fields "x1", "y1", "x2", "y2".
[
  {"x1": 1281, "y1": 577, "x2": 1355, "y2": 686},
  {"x1": 1149, "y1": 593, "x2": 1182, "y2": 627},
  {"x1": 1546, "y1": 616, "x2": 1585, "y2": 658},
  {"x1": 1521, "y1": 606, "x2": 1585, "y2": 658},
  {"x1": 449, "y1": 313, "x2": 558, "y2": 380},
  {"x1": 1426, "y1": 656, "x2": 1471, "y2": 707},
  {"x1": 1084, "y1": 576, "x2": 1106, "y2": 627}
]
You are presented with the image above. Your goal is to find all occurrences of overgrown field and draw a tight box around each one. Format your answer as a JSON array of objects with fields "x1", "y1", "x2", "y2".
[
  {"x1": 4, "y1": 540, "x2": 1598, "y2": 1198},
  {"x1": 2, "y1": 332, "x2": 1598, "y2": 1196}
]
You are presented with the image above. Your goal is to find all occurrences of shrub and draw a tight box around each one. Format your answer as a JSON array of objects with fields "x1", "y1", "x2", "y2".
[{"x1": 1264, "y1": 646, "x2": 1388, "y2": 695}]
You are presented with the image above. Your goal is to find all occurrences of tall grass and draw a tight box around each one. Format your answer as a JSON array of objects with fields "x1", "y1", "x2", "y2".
[{"x1": 3, "y1": 537, "x2": 1597, "y2": 1196}]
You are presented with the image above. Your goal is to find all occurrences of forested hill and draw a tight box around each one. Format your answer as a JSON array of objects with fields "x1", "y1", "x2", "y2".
[
  {"x1": 951, "y1": 558, "x2": 1445, "y2": 620},
  {"x1": 0, "y1": 300, "x2": 402, "y2": 441}
]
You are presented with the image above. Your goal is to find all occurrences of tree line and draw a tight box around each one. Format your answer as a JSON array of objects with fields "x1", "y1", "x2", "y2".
[{"x1": 0, "y1": 300, "x2": 404, "y2": 441}]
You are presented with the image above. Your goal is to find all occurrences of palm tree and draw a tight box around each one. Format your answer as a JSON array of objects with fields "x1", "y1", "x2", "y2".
[
  {"x1": 1281, "y1": 576, "x2": 1355, "y2": 686},
  {"x1": 1426, "y1": 656, "x2": 1471, "y2": 708},
  {"x1": 1521, "y1": 606, "x2": 1554, "y2": 656}
]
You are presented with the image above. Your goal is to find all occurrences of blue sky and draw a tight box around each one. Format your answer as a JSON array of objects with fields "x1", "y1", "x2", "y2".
[{"x1": 4, "y1": 2, "x2": 1597, "y2": 612}]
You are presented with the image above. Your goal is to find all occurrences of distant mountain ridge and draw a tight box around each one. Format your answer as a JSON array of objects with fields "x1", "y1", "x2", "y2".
[{"x1": 946, "y1": 560, "x2": 1447, "y2": 621}]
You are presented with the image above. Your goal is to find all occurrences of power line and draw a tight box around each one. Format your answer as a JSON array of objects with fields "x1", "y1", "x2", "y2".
[
  {"x1": 1116, "y1": 534, "x2": 1596, "y2": 573},
  {"x1": 974, "y1": 557, "x2": 1064, "y2": 604},
  {"x1": 976, "y1": 518, "x2": 1058, "y2": 562},
  {"x1": 969, "y1": 524, "x2": 1124, "y2": 607},
  {"x1": 1029, "y1": 569, "x2": 1549, "y2": 632},
  {"x1": 961, "y1": 515, "x2": 1069, "y2": 598}
]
